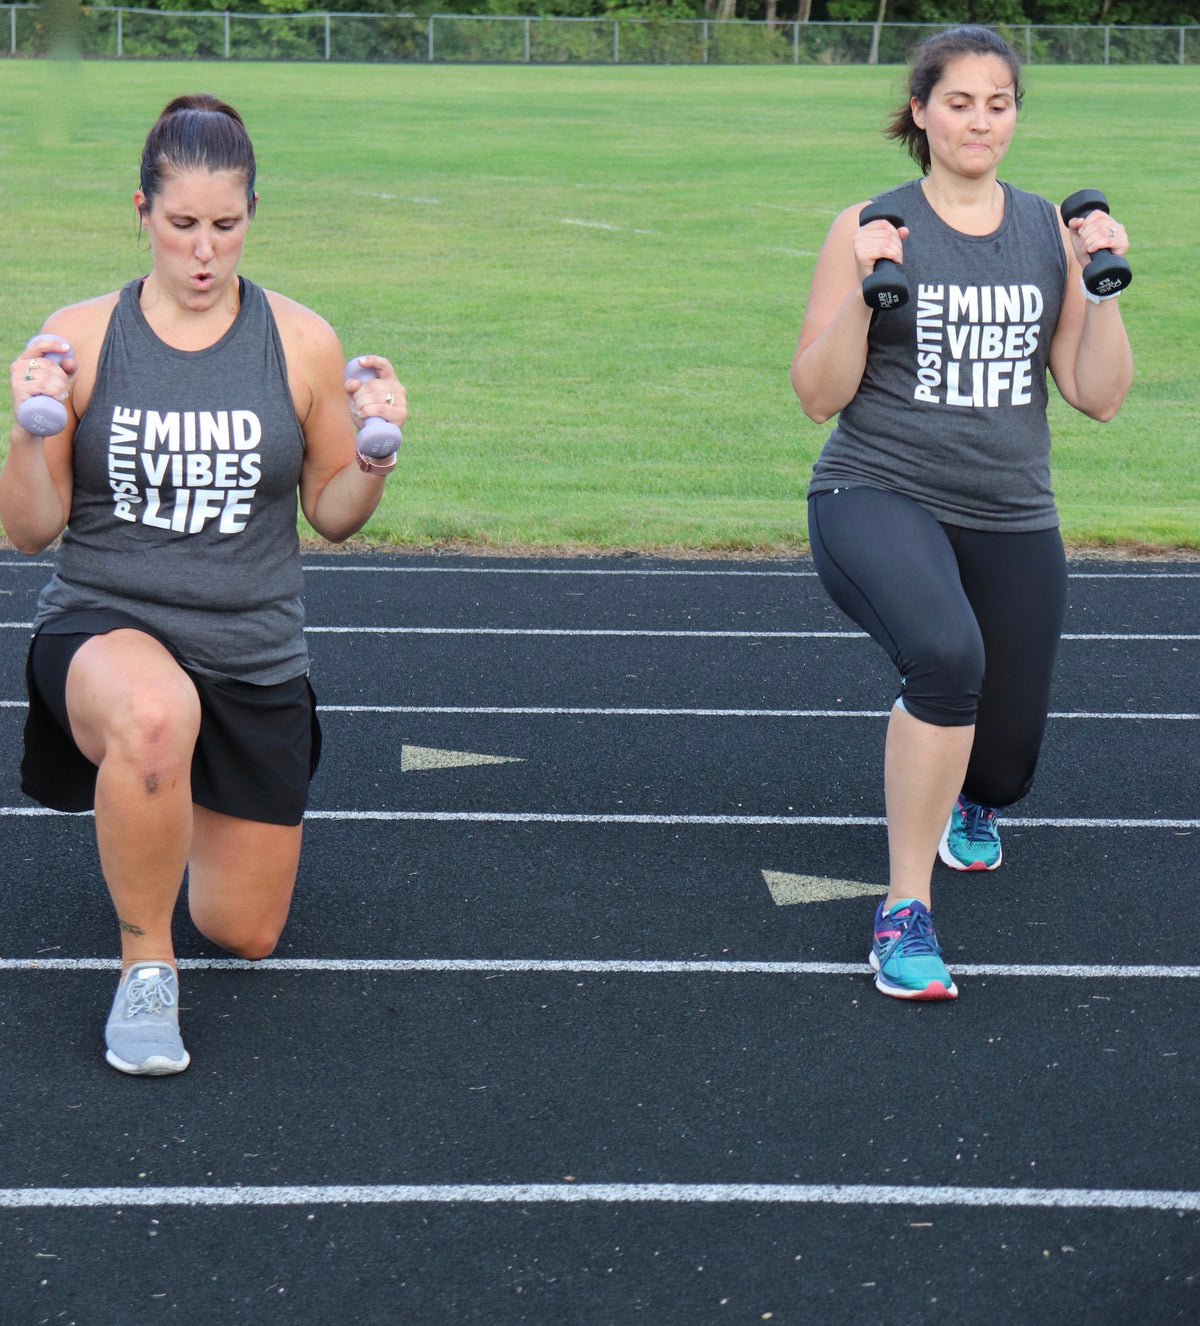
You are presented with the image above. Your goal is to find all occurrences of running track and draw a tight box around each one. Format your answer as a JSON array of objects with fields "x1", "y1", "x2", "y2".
[{"x1": 0, "y1": 552, "x2": 1197, "y2": 1324}]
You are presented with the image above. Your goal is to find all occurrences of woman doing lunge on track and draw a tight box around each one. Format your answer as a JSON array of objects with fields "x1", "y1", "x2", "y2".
[
  {"x1": 2, "y1": 95, "x2": 407, "y2": 1072},
  {"x1": 791, "y1": 27, "x2": 1132, "y2": 1000}
]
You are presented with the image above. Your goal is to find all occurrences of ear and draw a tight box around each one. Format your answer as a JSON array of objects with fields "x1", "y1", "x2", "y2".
[
  {"x1": 910, "y1": 98, "x2": 926, "y2": 131},
  {"x1": 133, "y1": 190, "x2": 149, "y2": 224}
]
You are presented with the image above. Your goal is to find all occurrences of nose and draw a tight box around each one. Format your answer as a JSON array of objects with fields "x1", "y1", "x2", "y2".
[{"x1": 193, "y1": 228, "x2": 215, "y2": 262}]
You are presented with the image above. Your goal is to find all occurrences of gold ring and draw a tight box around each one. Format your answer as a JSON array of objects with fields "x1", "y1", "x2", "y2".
[{"x1": 27, "y1": 359, "x2": 39, "y2": 372}]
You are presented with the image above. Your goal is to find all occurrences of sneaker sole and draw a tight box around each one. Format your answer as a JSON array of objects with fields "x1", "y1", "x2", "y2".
[
  {"x1": 105, "y1": 1048, "x2": 190, "y2": 1076},
  {"x1": 937, "y1": 822, "x2": 1002, "y2": 872},
  {"x1": 869, "y1": 950, "x2": 959, "y2": 1000}
]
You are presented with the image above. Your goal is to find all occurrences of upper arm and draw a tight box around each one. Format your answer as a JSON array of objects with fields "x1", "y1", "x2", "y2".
[
  {"x1": 1047, "y1": 216, "x2": 1089, "y2": 409},
  {"x1": 267, "y1": 294, "x2": 357, "y2": 527},
  {"x1": 795, "y1": 204, "x2": 870, "y2": 359}
]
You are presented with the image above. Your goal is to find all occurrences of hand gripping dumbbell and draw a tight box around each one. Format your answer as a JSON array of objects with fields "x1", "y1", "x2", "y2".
[
  {"x1": 858, "y1": 202, "x2": 910, "y2": 311},
  {"x1": 345, "y1": 357, "x2": 402, "y2": 473},
  {"x1": 1060, "y1": 189, "x2": 1133, "y2": 298},
  {"x1": 17, "y1": 339, "x2": 73, "y2": 436}
]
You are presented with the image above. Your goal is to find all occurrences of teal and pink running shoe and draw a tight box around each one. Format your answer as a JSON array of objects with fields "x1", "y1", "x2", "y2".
[
  {"x1": 939, "y1": 795, "x2": 1002, "y2": 871},
  {"x1": 869, "y1": 898, "x2": 958, "y2": 1000}
]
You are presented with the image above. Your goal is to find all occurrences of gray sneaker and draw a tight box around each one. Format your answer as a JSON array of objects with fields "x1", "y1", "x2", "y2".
[{"x1": 104, "y1": 963, "x2": 190, "y2": 1075}]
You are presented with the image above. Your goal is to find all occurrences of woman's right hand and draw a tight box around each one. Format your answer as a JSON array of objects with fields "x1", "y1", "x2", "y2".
[
  {"x1": 853, "y1": 212, "x2": 909, "y2": 287},
  {"x1": 10, "y1": 337, "x2": 75, "y2": 439}
]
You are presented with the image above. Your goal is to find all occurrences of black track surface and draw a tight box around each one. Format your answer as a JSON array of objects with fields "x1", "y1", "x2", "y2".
[{"x1": 0, "y1": 553, "x2": 1197, "y2": 1325}]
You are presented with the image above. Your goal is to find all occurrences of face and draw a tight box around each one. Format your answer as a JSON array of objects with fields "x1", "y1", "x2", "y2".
[
  {"x1": 911, "y1": 53, "x2": 1018, "y2": 179},
  {"x1": 135, "y1": 168, "x2": 257, "y2": 309}
]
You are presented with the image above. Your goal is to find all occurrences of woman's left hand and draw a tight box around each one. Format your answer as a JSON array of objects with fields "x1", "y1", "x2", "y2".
[
  {"x1": 344, "y1": 355, "x2": 408, "y2": 434},
  {"x1": 1068, "y1": 209, "x2": 1129, "y2": 270}
]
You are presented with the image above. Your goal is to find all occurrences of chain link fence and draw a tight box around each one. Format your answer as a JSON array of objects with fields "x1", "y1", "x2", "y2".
[{"x1": 4, "y1": 6, "x2": 1197, "y2": 65}]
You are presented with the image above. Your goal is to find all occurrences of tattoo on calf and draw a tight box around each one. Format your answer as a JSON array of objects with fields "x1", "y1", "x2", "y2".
[{"x1": 118, "y1": 918, "x2": 147, "y2": 936}]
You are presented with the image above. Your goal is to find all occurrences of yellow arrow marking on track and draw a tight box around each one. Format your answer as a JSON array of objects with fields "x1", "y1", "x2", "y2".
[
  {"x1": 401, "y1": 745, "x2": 524, "y2": 773},
  {"x1": 762, "y1": 871, "x2": 888, "y2": 907}
]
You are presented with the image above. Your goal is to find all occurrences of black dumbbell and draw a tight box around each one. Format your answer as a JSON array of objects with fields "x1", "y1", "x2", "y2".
[
  {"x1": 1060, "y1": 189, "x2": 1133, "y2": 298},
  {"x1": 859, "y1": 201, "x2": 910, "y2": 311}
]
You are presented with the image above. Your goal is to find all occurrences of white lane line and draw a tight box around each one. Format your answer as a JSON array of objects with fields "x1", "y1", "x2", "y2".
[
  {"x1": 0, "y1": 808, "x2": 1196, "y2": 828},
  {"x1": 0, "y1": 623, "x2": 1196, "y2": 642},
  {"x1": 3, "y1": 703, "x2": 1197, "y2": 721},
  {"x1": 305, "y1": 628, "x2": 1200, "y2": 641},
  {"x1": 3, "y1": 957, "x2": 1199, "y2": 978},
  {"x1": 0, "y1": 562, "x2": 1196, "y2": 580},
  {"x1": 315, "y1": 705, "x2": 1200, "y2": 721},
  {"x1": 2, "y1": 1182, "x2": 1198, "y2": 1211},
  {"x1": 2, "y1": 700, "x2": 1193, "y2": 721}
]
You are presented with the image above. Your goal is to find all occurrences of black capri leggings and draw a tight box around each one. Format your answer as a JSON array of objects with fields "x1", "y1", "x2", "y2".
[{"x1": 807, "y1": 486, "x2": 1068, "y2": 809}]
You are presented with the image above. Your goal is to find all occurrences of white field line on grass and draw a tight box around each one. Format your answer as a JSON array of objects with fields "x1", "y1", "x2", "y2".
[
  {"x1": 3, "y1": 957, "x2": 1200, "y2": 979},
  {"x1": 2, "y1": 1181, "x2": 1200, "y2": 1212},
  {"x1": 1, "y1": 807, "x2": 1197, "y2": 829}
]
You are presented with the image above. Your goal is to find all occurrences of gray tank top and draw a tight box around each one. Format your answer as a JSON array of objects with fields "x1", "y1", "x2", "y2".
[
  {"x1": 808, "y1": 180, "x2": 1067, "y2": 531},
  {"x1": 35, "y1": 277, "x2": 309, "y2": 683}
]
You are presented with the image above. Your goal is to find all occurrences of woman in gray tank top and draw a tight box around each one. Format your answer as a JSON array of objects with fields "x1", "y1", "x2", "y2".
[
  {"x1": 2, "y1": 95, "x2": 407, "y2": 1074},
  {"x1": 791, "y1": 27, "x2": 1133, "y2": 1001}
]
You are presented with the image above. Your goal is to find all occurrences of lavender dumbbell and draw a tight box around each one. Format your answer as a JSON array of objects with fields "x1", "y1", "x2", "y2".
[
  {"x1": 17, "y1": 340, "x2": 73, "y2": 437},
  {"x1": 345, "y1": 357, "x2": 402, "y2": 459}
]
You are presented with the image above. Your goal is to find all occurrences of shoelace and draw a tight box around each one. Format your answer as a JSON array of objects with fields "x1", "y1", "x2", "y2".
[
  {"x1": 123, "y1": 970, "x2": 177, "y2": 1018},
  {"x1": 883, "y1": 907, "x2": 943, "y2": 958},
  {"x1": 960, "y1": 800, "x2": 998, "y2": 843}
]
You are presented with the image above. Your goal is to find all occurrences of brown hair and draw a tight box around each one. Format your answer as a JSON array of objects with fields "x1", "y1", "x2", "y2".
[
  {"x1": 139, "y1": 93, "x2": 257, "y2": 215},
  {"x1": 885, "y1": 26, "x2": 1023, "y2": 176}
]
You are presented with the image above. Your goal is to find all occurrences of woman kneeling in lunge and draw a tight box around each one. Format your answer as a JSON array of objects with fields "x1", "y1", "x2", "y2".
[
  {"x1": 3, "y1": 95, "x2": 406, "y2": 1070},
  {"x1": 791, "y1": 27, "x2": 1132, "y2": 999}
]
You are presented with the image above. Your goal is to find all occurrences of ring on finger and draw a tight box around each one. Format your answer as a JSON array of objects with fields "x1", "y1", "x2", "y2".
[
  {"x1": 385, "y1": 391, "x2": 394, "y2": 406},
  {"x1": 1108, "y1": 227, "x2": 1116, "y2": 238},
  {"x1": 27, "y1": 359, "x2": 39, "y2": 372}
]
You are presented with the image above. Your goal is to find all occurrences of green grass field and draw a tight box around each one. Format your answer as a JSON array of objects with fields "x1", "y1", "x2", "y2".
[{"x1": 2, "y1": 59, "x2": 1197, "y2": 552}]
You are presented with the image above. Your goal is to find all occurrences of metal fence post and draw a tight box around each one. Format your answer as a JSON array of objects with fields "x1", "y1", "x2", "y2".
[
  {"x1": 224, "y1": 9, "x2": 230, "y2": 57},
  {"x1": 524, "y1": 15, "x2": 529, "y2": 62},
  {"x1": 1024, "y1": 24, "x2": 1030, "y2": 60},
  {"x1": 1104, "y1": 24, "x2": 1109, "y2": 64},
  {"x1": 324, "y1": 11, "x2": 330, "y2": 59},
  {"x1": 1181, "y1": 25, "x2": 1186, "y2": 64},
  {"x1": 427, "y1": 13, "x2": 433, "y2": 61},
  {"x1": 793, "y1": 20, "x2": 798, "y2": 63},
  {"x1": 613, "y1": 17, "x2": 618, "y2": 63},
  {"x1": 116, "y1": 7, "x2": 122, "y2": 56},
  {"x1": 702, "y1": 18, "x2": 707, "y2": 63}
]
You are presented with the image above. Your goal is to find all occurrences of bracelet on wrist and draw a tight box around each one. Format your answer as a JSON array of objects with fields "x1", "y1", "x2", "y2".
[
  {"x1": 356, "y1": 450, "x2": 397, "y2": 475},
  {"x1": 1081, "y1": 275, "x2": 1122, "y2": 305}
]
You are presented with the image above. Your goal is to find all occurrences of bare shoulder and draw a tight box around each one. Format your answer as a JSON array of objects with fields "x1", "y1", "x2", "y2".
[
  {"x1": 41, "y1": 291, "x2": 121, "y2": 358},
  {"x1": 263, "y1": 289, "x2": 342, "y2": 363},
  {"x1": 262, "y1": 288, "x2": 345, "y2": 424}
]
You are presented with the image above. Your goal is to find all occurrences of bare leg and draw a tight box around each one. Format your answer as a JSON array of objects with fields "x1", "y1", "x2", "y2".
[
  {"x1": 65, "y1": 630, "x2": 201, "y2": 971},
  {"x1": 187, "y1": 808, "x2": 303, "y2": 961},
  {"x1": 883, "y1": 702, "x2": 974, "y2": 909}
]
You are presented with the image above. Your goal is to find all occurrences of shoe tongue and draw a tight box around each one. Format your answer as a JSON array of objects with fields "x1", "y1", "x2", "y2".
[{"x1": 886, "y1": 898, "x2": 925, "y2": 918}]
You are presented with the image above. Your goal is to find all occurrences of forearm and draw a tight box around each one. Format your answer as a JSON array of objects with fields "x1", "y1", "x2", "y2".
[
  {"x1": 0, "y1": 427, "x2": 70, "y2": 553},
  {"x1": 791, "y1": 292, "x2": 873, "y2": 424},
  {"x1": 304, "y1": 460, "x2": 389, "y2": 544},
  {"x1": 1071, "y1": 301, "x2": 1133, "y2": 422}
]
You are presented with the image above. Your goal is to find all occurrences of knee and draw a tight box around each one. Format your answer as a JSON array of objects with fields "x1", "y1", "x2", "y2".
[
  {"x1": 190, "y1": 908, "x2": 284, "y2": 962},
  {"x1": 106, "y1": 678, "x2": 201, "y2": 774},
  {"x1": 898, "y1": 625, "x2": 985, "y2": 725}
]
